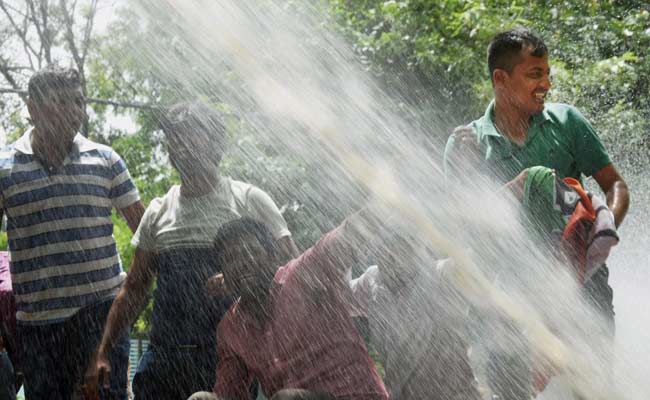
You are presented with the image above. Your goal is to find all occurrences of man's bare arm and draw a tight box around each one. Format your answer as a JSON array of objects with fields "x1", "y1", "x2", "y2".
[
  {"x1": 83, "y1": 249, "x2": 158, "y2": 396},
  {"x1": 592, "y1": 164, "x2": 629, "y2": 227},
  {"x1": 276, "y1": 236, "x2": 300, "y2": 262},
  {"x1": 119, "y1": 201, "x2": 146, "y2": 233},
  {"x1": 99, "y1": 249, "x2": 157, "y2": 352}
]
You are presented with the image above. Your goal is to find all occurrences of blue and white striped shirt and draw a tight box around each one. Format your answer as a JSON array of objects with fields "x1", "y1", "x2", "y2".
[{"x1": 0, "y1": 130, "x2": 140, "y2": 325}]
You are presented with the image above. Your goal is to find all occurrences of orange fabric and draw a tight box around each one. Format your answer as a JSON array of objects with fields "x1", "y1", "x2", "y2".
[{"x1": 561, "y1": 178, "x2": 596, "y2": 284}]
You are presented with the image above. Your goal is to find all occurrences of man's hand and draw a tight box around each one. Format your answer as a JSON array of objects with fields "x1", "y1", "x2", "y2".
[
  {"x1": 451, "y1": 125, "x2": 481, "y2": 159},
  {"x1": 501, "y1": 168, "x2": 531, "y2": 202},
  {"x1": 206, "y1": 272, "x2": 228, "y2": 298},
  {"x1": 83, "y1": 350, "x2": 111, "y2": 400},
  {"x1": 592, "y1": 164, "x2": 629, "y2": 227},
  {"x1": 445, "y1": 126, "x2": 483, "y2": 180}
]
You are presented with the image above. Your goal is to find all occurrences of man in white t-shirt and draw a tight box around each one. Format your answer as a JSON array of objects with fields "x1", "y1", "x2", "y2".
[
  {"x1": 84, "y1": 101, "x2": 298, "y2": 400},
  {"x1": 350, "y1": 234, "x2": 481, "y2": 400}
]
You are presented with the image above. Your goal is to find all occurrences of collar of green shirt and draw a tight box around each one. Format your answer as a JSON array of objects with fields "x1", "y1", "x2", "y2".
[{"x1": 479, "y1": 100, "x2": 553, "y2": 146}]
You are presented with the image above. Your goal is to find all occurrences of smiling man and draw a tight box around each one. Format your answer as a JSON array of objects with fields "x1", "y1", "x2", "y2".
[
  {"x1": 443, "y1": 29, "x2": 629, "y2": 399},
  {"x1": 444, "y1": 29, "x2": 628, "y2": 227}
]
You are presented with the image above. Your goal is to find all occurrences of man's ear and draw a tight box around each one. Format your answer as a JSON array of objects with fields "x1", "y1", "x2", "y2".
[
  {"x1": 492, "y1": 69, "x2": 508, "y2": 88},
  {"x1": 26, "y1": 98, "x2": 37, "y2": 120}
]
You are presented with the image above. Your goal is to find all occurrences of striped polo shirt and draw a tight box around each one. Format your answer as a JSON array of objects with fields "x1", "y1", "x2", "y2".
[{"x1": 0, "y1": 130, "x2": 140, "y2": 325}]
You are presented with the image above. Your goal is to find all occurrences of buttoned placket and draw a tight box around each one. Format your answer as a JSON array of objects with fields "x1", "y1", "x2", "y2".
[{"x1": 41, "y1": 148, "x2": 78, "y2": 177}]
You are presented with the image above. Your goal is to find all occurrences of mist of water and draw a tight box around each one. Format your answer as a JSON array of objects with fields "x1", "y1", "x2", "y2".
[{"x1": 127, "y1": 1, "x2": 648, "y2": 399}]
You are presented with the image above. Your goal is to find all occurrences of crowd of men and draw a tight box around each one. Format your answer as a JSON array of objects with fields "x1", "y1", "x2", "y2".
[{"x1": 0, "y1": 28, "x2": 629, "y2": 400}]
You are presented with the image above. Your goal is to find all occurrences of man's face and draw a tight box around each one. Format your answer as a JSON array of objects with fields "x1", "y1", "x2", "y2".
[
  {"x1": 497, "y1": 49, "x2": 551, "y2": 116},
  {"x1": 29, "y1": 87, "x2": 85, "y2": 144},
  {"x1": 166, "y1": 128, "x2": 220, "y2": 177},
  {"x1": 222, "y1": 234, "x2": 277, "y2": 301}
]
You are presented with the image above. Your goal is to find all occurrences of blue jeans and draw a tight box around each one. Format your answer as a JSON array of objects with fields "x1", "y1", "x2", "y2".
[
  {"x1": 17, "y1": 298, "x2": 129, "y2": 400},
  {"x1": 0, "y1": 351, "x2": 16, "y2": 400},
  {"x1": 130, "y1": 248, "x2": 225, "y2": 400},
  {"x1": 132, "y1": 344, "x2": 216, "y2": 400}
]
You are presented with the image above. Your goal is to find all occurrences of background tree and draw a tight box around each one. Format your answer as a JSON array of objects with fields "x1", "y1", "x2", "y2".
[
  {"x1": 0, "y1": 0, "x2": 103, "y2": 137},
  {"x1": 326, "y1": 0, "x2": 650, "y2": 167}
]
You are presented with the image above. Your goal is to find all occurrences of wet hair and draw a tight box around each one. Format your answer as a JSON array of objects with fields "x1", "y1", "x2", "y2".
[
  {"x1": 487, "y1": 29, "x2": 548, "y2": 80},
  {"x1": 212, "y1": 217, "x2": 278, "y2": 266},
  {"x1": 28, "y1": 65, "x2": 82, "y2": 104},
  {"x1": 160, "y1": 100, "x2": 227, "y2": 162}
]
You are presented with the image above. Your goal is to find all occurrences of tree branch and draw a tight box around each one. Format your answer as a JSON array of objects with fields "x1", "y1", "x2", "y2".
[
  {"x1": 60, "y1": 0, "x2": 83, "y2": 73},
  {"x1": 24, "y1": 0, "x2": 50, "y2": 66},
  {"x1": 85, "y1": 96, "x2": 158, "y2": 110},
  {"x1": 80, "y1": 0, "x2": 98, "y2": 67},
  {"x1": 0, "y1": 60, "x2": 28, "y2": 103},
  {"x1": 0, "y1": 87, "x2": 156, "y2": 110},
  {"x1": 39, "y1": 0, "x2": 52, "y2": 64},
  {"x1": 0, "y1": 1, "x2": 40, "y2": 63},
  {"x1": 20, "y1": 12, "x2": 36, "y2": 69}
]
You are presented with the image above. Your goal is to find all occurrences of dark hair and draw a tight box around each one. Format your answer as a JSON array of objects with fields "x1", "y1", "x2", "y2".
[
  {"x1": 213, "y1": 217, "x2": 278, "y2": 265},
  {"x1": 28, "y1": 65, "x2": 82, "y2": 103},
  {"x1": 160, "y1": 100, "x2": 227, "y2": 162},
  {"x1": 487, "y1": 29, "x2": 548, "y2": 80}
]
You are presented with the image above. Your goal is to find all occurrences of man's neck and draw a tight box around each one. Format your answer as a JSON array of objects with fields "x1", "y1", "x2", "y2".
[
  {"x1": 31, "y1": 128, "x2": 71, "y2": 169},
  {"x1": 493, "y1": 100, "x2": 531, "y2": 147},
  {"x1": 179, "y1": 173, "x2": 221, "y2": 198}
]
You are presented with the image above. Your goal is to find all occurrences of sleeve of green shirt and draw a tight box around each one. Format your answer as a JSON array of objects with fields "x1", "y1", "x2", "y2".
[{"x1": 567, "y1": 106, "x2": 612, "y2": 177}]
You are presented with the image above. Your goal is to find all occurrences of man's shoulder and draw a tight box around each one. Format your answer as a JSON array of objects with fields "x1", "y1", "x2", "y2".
[
  {"x1": 143, "y1": 186, "x2": 179, "y2": 218},
  {"x1": 543, "y1": 103, "x2": 585, "y2": 123},
  {"x1": 228, "y1": 177, "x2": 255, "y2": 196},
  {"x1": 229, "y1": 178, "x2": 279, "y2": 211},
  {"x1": 77, "y1": 136, "x2": 118, "y2": 159}
]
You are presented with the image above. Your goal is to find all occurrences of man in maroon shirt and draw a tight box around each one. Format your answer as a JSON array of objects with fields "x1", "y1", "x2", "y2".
[{"x1": 190, "y1": 215, "x2": 388, "y2": 400}]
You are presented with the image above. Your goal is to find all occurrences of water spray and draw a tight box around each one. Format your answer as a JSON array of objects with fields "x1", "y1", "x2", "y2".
[{"x1": 135, "y1": 1, "x2": 628, "y2": 398}]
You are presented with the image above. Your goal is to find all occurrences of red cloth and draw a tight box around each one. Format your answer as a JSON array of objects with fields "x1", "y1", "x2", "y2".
[
  {"x1": 0, "y1": 251, "x2": 14, "y2": 330},
  {"x1": 214, "y1": 227, "x2": 388, "y2": 400},
  {"x1": 0, "y1": 251, "x2": 18, "y2": 364}
]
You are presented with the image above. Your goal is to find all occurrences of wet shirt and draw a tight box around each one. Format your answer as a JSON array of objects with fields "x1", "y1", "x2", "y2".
[
  {"x1": 0, "y1": 130, "x2": 139, "y2": 325},
  {"x1": 132, "y1": 178, "x2": 290, "y2": 252},
  {"x1": 444, "y1": 102, "x2": 612, "y2": 184},
  {"x1": 215, "y1": 226, "x2": 388, "y2": 400},
  {"x1": 131, "y1": 178, "x2": 291, "y2": 346},
  {"x1": 351, "y1": 264, "x2": 479, "y2": 400}
]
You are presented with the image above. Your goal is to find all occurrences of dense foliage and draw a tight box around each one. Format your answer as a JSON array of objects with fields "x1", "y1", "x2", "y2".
[{"x1": 326, "y1": 0, "x2": 650, "y2": 164}]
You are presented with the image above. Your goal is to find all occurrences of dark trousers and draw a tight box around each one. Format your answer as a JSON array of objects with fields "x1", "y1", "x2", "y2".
[
  {"x1": 487, "y1": 265, "x2": 615, "y2": 400},
  {"x1": 582, "y1": 265, "x2": 615, "y2": 335},
  {"x1": 17, "y1": 298, "x2": 129, "y2": 400},
  {"x1": 132, "y1": 344, "x2": 217, "y2": 400},
  {"x1": 0, "y1": 351, "x2": 16, "y2": 400}
]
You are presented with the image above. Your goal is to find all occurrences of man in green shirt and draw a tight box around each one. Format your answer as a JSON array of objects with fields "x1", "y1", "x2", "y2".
[
  {"x1": 444, "y1": 29, "x2": 628, "y2": 227},
  {"x1": 444, "y1": 28, "x2": 629, "y2": 399}
]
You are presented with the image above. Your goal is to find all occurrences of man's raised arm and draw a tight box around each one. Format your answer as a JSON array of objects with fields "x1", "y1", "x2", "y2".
[{"x1": 83, "y1": 249, "x2": 158, "y2": 397}]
